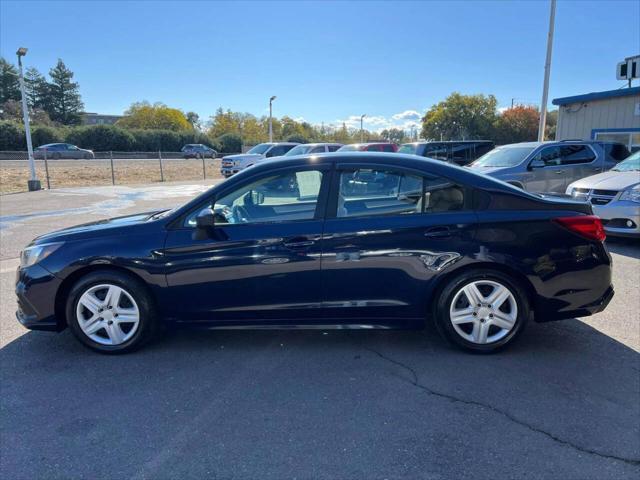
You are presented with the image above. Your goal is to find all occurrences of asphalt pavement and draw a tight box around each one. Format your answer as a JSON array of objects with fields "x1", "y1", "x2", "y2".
[{"x1": 1, "y1": 181, "x2": 638, "y2": 480}]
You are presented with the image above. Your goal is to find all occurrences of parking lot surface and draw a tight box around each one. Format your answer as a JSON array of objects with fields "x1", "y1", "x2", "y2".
[{"x1": 1, "y1": 182, "x2": 639, "y2": 479}]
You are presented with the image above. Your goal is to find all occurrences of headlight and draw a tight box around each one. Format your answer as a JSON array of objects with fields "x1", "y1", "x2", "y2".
[
  {"x1": 20, "y1": 242, "x2": 64, "y2": 268},
  {"x1": 619, "y1": 185, "x2": 640, "y2": 203}
]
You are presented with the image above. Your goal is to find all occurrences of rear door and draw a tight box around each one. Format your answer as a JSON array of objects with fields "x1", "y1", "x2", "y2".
[
  {"x1": 320, "y1": 162, "x2": 477, "y2": 322},
  {"x1": 559, "y1": 144, "x2": 600, "y2": 186}
]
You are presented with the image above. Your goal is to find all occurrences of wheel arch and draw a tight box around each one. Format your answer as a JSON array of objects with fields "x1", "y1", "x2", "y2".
[{"x1": 54, "y1": 264, "x2": 158, "y2": 329}]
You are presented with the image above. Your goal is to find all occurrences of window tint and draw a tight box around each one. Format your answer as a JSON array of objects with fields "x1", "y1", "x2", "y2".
[
  {"x1": 364, "y1": 145, "x2": 381, "y2": 152},
  {"x1": 336, "y1": 169, "x2": 464, "y2": 218},
  {"x1": 560, "y1": 145, "x2": 595, "y2": 165},
  {"x1": 310, "y1": 146, "x2": 326, "y2": 153},
  {"x1": 266, "y1": 145, "x2": 291, "y2": 157},
  {"x1": 381, "y1": 144, "x2": 396, "y2": 152},
  {"x1": 422, "y1": 144, "x2": 449, "y2": 161},
  {"x1": 328, "y1": 145, "x2": 341, "y2": 152},
  {"x1": 450, "y1": 144, "x2": 471, "y2": 164},
  {"x1": 187, "y1": 169, "x2": 323, "y2": 226},
  {"x1": 602, "y1": 143, "x2": 630, "y2": 162},
  {"x1": 532, "y1": 146, "x2": 561, "y2": 166}
]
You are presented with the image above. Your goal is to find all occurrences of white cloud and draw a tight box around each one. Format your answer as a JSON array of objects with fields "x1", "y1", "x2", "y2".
[{"x1": 392, "y1": 110, "x2": 421, "y2": 121}]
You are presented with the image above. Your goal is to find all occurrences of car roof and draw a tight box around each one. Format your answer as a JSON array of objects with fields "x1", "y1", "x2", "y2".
[
  {"x1": 403, "y1": 140, "x2": 494, "y2": 145},
  {"x1": 296, "y1": 142, "x2": 343, "y2": 147}
]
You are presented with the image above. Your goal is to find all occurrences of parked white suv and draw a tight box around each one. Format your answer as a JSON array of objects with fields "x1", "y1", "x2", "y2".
[{"x1": 220, "y1": 142, "x2": 299, "y2": 177}]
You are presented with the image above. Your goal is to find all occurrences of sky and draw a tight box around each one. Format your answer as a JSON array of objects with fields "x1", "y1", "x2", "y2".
[{"x1": 1, "y1": 0, "x2": 638, "y2": 132}]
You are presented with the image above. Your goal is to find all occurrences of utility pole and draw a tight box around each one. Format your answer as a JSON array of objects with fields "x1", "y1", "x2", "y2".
[
  {"x1": 16, "y1": 47, "x2": 40, "y2": 191},
  {"x1": 538, "y1": 0, "x2": 556, "y2": 142},
  {"x1": 269, "y1": 96, "x2": 276, "y2": 142},
  {"x1": 360, "y1": 114, "x2": 366, "y2": 143}
]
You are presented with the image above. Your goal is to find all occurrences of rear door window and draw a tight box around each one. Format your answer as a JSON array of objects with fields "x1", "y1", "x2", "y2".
[
  {"x1": 381, "y1": 144, "x2": 396, "y2": 152},
  {"x1": 560, "y1": 145, "x2": 596, "y2": 165}
]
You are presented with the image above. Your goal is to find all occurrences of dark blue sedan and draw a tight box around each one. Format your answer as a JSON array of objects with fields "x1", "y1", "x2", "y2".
[{"x1": 15, "y1": 153, "x2": 614, "y2": 353}]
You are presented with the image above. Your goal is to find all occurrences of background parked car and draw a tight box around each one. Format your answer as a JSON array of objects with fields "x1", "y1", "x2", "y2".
[
  {"x1": 284, "y1": 143, "x2": 343, "y2": 156},
  {"x1": 338, "y1": 142, "x2": 398, "y2": 152},
  {"x1": 566, "y1": 150, "x2": 640, "y2": 238},
  {"x1": 399, "y1": 140, "x2": 494, "y2": 166},
  {"x1": 468, "y1": 140, "x2": 613, "y2": 194},
  {"x1": 34, "y1": 143, "x2": 95, "y2": 160},
  {"x1": 220, "y1": 142, "x2": 299, "y2": 177},
  {"x1": 181, "y1": 144, "x2": 217, "y2": 159}
]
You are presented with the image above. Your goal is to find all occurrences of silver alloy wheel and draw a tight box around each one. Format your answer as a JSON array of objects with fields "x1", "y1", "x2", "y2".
[
  {"x1": 76, "y1": 284, "x2": 140, "y2": 346},
  {"x1": 449, "y1": 280, "x2": 518, "y2": 344}
]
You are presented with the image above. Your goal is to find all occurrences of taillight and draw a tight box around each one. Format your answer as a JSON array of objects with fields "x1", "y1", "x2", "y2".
[{"x1": 553, "y1": 215, "x2": 606, "y2": 242}]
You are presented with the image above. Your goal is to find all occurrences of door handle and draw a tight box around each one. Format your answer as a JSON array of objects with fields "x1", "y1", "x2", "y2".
[
  {"x1": 424, "y1": 226, "x2": 452, "y2": 238},
  {"x1": 283, "y1": 237, "x2": 316, "y2": 248},
  {"x1": 553, "y1": 170, "x2": 563, "y2": 174}
]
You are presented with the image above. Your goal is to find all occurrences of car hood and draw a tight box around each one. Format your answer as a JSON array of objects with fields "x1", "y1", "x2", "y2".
[
  {"x1": 222, "y1": 153, "x2": 264, "y2": 161},
  {"x1": 32, "y1": 211, "x2": 158, "y2": 245},
  {"x1": 568, "y1": 171, "x2": 640, "y2": 191}
]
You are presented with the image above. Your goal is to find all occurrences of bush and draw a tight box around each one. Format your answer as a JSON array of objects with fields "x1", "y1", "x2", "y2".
[
  {"x1": 31, "y1": 125, "x2": 63, "y2": 147},
  {"x1": 65, "y1": 125, "x2": 135, "y2": 151},
  {"x1": 215, "y1": 133, "x2": 242, "y2": 154},
  {"x1": 0, "y1": 121, "x2": 25, "y2": 150},
  {"x1": 286, "y1": 134, "x2": 309, "y2": 144}
]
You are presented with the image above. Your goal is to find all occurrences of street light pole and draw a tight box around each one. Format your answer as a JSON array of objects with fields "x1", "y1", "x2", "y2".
[
  {"x1": 269, "y1": 96, "x2": 276, "y2": 142},
  {"x1": 360, "y1": 114, "x2": 366, "y2": 143},
  {"x1": 16, "y1": 47, "x2": 40, "y2": 191},
  {"x1": 537, "y1": 0, "x2": 556, "y2": 142}
]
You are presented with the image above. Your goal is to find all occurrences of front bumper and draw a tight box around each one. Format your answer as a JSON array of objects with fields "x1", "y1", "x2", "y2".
[
  {"x1": 15, "y1": 264, "x2": 64, "y2": 332},
  {"x1": 593, "y1": 202, "x2": 640, "y2": 237}
]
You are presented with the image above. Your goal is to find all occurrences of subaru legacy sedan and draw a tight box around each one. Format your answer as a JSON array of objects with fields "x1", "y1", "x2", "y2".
[{"x1": 16, "y1": 153, "x2": 613, "y2": 354}]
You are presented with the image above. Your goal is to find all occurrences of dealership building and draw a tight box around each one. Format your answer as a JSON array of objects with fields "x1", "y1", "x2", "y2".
[{"x1": 552, "y1": 86, "x2": 640, "y2": 153}]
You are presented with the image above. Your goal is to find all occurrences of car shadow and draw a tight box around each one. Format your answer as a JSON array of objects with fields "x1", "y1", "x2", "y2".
[
  {"x1": 606, "y1": 237, "x2": 640, "y2": 259},
  {"x1": 1, "y1": 320, "x2": 639, "y2": 479}
]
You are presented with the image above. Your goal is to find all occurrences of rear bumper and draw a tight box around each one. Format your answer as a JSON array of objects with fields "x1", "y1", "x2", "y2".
[
  {"x1": 535, "y1": 285, "x2": 614, "y2": 322},
  {"x1": 15, "y1": 264, "x2": 64, "y2": 332}
]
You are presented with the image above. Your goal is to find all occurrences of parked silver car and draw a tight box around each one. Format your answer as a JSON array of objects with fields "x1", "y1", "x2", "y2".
[
  {"x1": 566, "y1": 151, "x2": 640, "y2": 238},
  {"x1": 468, "y1": 141, "x2": 615, "y2": 194},
  {"x1": 220, "y1": 142, "x2": 299, "y2": 177},
  {"x1": 34, "y1": 143, "x2": 95, "y2": 160},
  {"x1": 284, "y1": 143, "x2": 343, "y2": 156}
]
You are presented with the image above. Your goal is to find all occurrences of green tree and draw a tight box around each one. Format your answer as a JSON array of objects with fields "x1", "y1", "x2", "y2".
[
  {"x1": 24, "y1": 67, "x2": 52, "y2": 112},
  {"x1": 186, "y1": 111, "x2": 200, "y2": 129},
  {"x1": 421, "y1": 92, "x2": 498, "y2": 141},
  {"x1": 48, "y1": 59, "x2": 84, "y2": 125},
  {"x1": 0, "y1": 58, "x2": 21, "y2": 104},
  {"x1": 545, "y1": 109, "x2": 558, "y2": 141},
  {"x1": 216, "y1": 133, "x2": 242, "y2": 153},
  {"x1": 0, "y1": 99, "x2": 53, "y2": 126},
  {"x1": 118, "y1": 101, "x2": 192, "y2": 131},
  {"x1": 380, "y1": 128, "x2": 407, "y2": 144}
]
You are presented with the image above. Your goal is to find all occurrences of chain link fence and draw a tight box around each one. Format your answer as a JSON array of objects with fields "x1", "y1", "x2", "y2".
[{"x1": 0, "y1": 151, "x2": 238, "y2": 194}]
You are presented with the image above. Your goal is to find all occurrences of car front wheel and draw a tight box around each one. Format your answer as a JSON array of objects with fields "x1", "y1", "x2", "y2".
[
  {"x1": 434, "y1": 270, "x2": 529, "y2": 353},
  {"x1": 66, "y1": 271, "x2": 159, "y2": 354}
]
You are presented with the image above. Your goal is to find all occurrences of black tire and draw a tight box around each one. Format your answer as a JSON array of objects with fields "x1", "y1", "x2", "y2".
[
  {"x1": 84, "y1": 153, "x2": 91, "y2": 160},
  {"x1": 433, "y1": 269, "x2": 529, "y2": 353},
  {"x1": 65, "y1": 270, "x2": 159, "y2": 354},
  {"x1": 53, "y1": 152, "x2": 61, "y2": 160}
]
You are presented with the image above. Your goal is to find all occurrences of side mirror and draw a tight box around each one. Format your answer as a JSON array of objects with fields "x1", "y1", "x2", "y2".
[
  {"x1": 528, "y1": 159, "x2": 545, "y2": 170},
  {"x1": 195, "y1": 207, "x2": 215, "y2": 229}
]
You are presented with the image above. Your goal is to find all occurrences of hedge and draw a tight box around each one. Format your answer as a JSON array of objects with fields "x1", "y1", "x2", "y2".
[{"x1": 0, "y1": 121, "x2": 220, "y2": 152}]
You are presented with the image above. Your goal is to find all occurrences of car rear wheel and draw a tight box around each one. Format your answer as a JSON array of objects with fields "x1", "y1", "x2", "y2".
[
  {"x1": 66, "y1": 271, "x2": 159, "y2": 354},
  {"x1": 434, "y1": 270, "x2": 529, "y2": 353}
]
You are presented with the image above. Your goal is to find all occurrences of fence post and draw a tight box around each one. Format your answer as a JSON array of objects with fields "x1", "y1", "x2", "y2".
[
  {"x1": 159, "y1": 150, "x2": 164, "y2": 182},
  {"x1": 43, "y1": 148, "x2": 51, "y2": 189},
  {"x1": 201, "y1": 153, "x2": 206, "y2": 179},
  {"x1": 110, "y1": 151, "x2": 115, "y2": 185}
]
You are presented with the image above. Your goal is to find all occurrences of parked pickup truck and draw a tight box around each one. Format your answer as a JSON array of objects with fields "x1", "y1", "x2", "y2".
[{"x1": 220, "y1": 142, "x2": 299, "y2": 177}]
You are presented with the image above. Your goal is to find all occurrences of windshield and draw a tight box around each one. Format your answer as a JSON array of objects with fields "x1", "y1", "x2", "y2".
[
  {"x1": 398, "y1": 144, "x2": 418, "y2": 154},
  {"x1": 285, "y1": 145, "x2": 313, "y2": 156},
  {"x1": 612, "y1": 152, "x2": 640, "y2": 171},
  {"x1": 247, "y1": 143, "x2": 271, "y2": 155},
  {"x1": 471, "y1": 146, "x2": 535, "y2": 167}
]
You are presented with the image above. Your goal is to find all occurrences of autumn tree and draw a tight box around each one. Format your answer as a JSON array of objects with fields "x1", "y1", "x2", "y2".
[
  {"x1": 493, "y1": 105, "x2": 539, "y2": 145},
  {"x1": 117, "y1": 101, "x2": 192, "y2": 131}
]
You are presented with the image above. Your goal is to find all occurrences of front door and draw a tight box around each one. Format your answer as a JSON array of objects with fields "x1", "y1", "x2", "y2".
[
  {"x1": 525, "y1": 146, "x2": 569, "y2": 193},
  {"x1": 162, "y1": 165, "x2": 330, "y2": 323},
  {"x1": 320, "y1": 164, "x2": 477, "y2": 323}
]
